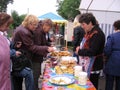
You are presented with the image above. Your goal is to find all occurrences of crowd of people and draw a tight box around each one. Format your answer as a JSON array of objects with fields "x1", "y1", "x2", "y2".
[
  {"x1": 0, "y1": 13, "x2": 55, "y2": 90},
  {"x1": 0, "y1": 12, "x2": 120, "y2": 90}
]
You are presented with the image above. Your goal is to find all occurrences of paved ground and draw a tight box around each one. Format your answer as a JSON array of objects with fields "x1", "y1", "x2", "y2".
[
  {"x1": 98, "y1": 76, "x2": 115, "y2": 90},
  {"x1": 98, "y1": 76, "x2": 106, "y2": 90}
]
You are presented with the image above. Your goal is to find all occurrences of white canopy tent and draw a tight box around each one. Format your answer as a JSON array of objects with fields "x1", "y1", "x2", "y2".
[{"x1": 79, "y1": 0, "x2": 120, "y2": 38}]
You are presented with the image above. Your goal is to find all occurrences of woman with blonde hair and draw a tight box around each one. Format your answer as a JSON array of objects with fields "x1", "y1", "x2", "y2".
[
  {"x1": 11, "y1": 15, "x2": 54, "y2": 90},
  {"x1": 11, "y1": 14, "x2": 39, "y2": 90}
]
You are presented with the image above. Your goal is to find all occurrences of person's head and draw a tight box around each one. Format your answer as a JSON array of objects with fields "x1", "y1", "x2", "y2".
[
  {"x1": 79, "y1": 13, "x2": 97, "y2": 33},
  {"x1": 113, "y1": 20, "x2": 120, "y2": 31},
  {"x1": 73, "y1": 14, "x2": 81, "y2": 28},
  {"x1": 42, "y1": 18, "x2": 53, "y2": 33},
  {"x1": 22, "y1": 15, "x2": 39, "y2": 31},
  {"x1": 36, "y1": 20, "x2": 43, "y2": 29},
  {"x1": 15, "y1": 41, "x2": 22, "y2": 49},
  {"x1": 0, "y1": 12, "x2": 13, "y2": 32}
]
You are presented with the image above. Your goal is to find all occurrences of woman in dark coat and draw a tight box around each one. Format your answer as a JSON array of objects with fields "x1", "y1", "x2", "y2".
[
  {"x1": 75, "y1": 13, "x2": 105, "y2": 89},
  {"x1": 104, "y1": 20, "x2": 120, "y2": 90}
]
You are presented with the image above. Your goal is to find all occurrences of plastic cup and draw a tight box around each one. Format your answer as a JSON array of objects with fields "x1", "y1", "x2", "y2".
[{"x1": 78, "y1": 72, "x2": 87, "y2": 85}]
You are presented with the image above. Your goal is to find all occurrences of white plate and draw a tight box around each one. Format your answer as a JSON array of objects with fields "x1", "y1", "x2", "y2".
[{"x1": 49, "y1": 75, "x2": 75, "y2": 85}]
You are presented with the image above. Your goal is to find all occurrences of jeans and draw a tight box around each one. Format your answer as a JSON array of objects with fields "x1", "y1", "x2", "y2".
[{"x1": 12, "y1": 67, "x2": 34, "y2": 90}]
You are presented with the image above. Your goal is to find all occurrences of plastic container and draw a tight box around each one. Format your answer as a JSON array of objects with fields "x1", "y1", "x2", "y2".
[
  {"x1": 74, "y1": 65, "x2": 82, "y2": 77},
  {"x1": 78, "y1": 72, "x2": 87, "y2": 85}
]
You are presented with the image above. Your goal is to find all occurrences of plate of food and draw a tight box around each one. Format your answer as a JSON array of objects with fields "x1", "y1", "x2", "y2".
[
  {"x1": 49, "y1": 75, "x2": 75, "y2": 85},
  {"x1": 50, "y1": 51, "x2": 71, "y2": 57}
]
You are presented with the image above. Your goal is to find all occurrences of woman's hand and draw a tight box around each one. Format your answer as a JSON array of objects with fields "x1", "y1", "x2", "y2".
[
  {"x1": 75, "y1": 46, "x2": 80, "y2": 54},
  {"x1": 50, "y1": 37, "x2": 55, "y2": 42},
  {"x1": 16, "y1": 51, "x2": 22, "y2": 57},
  {"x1": 47, "y1": 47, "x2": 55, "y2": 52}
]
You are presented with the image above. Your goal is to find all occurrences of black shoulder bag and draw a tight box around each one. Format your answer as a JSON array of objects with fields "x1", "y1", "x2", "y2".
[{"x1": 12, "y1": 50, "x2": 32, "y2": 71}]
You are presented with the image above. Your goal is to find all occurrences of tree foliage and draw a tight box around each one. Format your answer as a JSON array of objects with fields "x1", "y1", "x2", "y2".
[
  {"x1": 7, "y1": 10, "x2": 26, "y2": 37},
  {"x1": 57, "y1": 0, "x2": 81, "y2": 21},
  {"x1": 0, "y1": 0, "x2": 13, "y2": 12},
  {"x1": 11, "y1": 10, "x2": 26, "y2": 29}
]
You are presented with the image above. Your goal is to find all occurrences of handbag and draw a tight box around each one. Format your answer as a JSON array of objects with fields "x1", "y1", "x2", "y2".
[{"x1": 11, "y1": 50, "x2": 32, "y2": 71}]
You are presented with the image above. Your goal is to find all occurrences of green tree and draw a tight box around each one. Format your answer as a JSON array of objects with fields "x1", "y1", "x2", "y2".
[
  {"x1": 57, "y1": 0, "x2": 81, "y2": 21},
  {"x1": 11, "y1": 10, "x2": 26, "y2": 29},
  {"x1": 7, "y1": 10, "x2": 26, "y2": 37},
  {"x1": 0, "y1": 0, "x2": 13, "y2": 12}
]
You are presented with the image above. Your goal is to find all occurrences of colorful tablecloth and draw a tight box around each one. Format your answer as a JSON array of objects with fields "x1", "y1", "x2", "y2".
[{"x1": 41, "y1": 63, "x2": 96, "y2": 90}]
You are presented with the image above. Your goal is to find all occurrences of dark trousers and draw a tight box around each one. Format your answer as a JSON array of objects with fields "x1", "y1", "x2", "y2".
[
  {"x1": 11, "y1": 75, "x2": 23, "y2": 90},
  {"x1": 105, "y1": 74, "x2": 120, "y2": 90},
  {"x1": 90, "y1": 73, "x2": 100, "y2": 90},
  {"x1": 32, "y1": 61, "x2": 41, "y2": 90},
  {"x1": 11, "y1": 68, "x2": 34, "y2": 90}
]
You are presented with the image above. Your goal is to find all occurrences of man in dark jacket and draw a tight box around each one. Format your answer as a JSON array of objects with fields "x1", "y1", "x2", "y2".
[{"x1": 32, "y1": 19, "x2": 53, "y2": 90}]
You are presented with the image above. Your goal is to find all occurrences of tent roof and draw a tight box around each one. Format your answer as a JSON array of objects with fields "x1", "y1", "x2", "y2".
[
  {"x1": 79, "y1": 0, "x2": 120, "y2": 12},
  {"x1": 38, "y1": 12, "x2": 67, "y2": 23}
]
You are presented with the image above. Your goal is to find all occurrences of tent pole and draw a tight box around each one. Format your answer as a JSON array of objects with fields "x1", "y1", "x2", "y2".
[{"x1": 86, "y1": 0, "x2": 93, "y2": 13}]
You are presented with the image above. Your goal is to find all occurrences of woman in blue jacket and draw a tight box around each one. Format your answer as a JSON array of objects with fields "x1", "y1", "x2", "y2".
[{"x1": 104, "y1": 20, "x2": 120, "y2": 90}]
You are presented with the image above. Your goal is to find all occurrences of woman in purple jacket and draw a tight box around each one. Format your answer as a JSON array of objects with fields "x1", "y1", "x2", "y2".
[
  {"x1": 0, "y1": 12, "x2": 13, "y2": 90},
  {"x1": 104, "y1": 20, "x2": 120, "y2": 90}
]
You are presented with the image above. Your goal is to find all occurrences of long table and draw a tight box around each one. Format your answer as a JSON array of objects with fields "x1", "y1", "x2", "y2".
[{"x1": 41, "y1": 62, "x2": 96, "y2": 90}]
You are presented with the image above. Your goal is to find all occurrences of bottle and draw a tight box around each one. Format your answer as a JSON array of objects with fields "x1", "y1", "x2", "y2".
[
  {"x1": 38, "y1": 75, "x2": 43, "y2": 89},
  {"x1": 41, "y1": 61, "x2": 45, "y2": 75}
]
